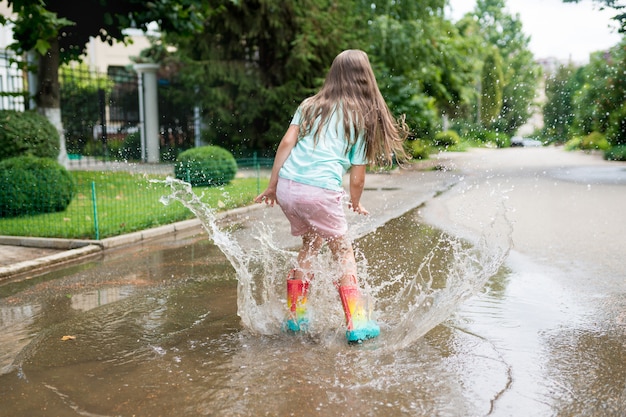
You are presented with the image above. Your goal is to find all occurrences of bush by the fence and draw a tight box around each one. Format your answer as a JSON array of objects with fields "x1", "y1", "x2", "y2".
[
  {"x1": 0, "y1": 110, "x2": 60, "y2": 160},
  {"x1": 0, "y1": 155, "x2": 75, "y2": 218},
  {"x1": 175, "y1": 145, "x2": 237, "y2": 186},
  {"x1": 119, "y1": 132, "x2": 142, "y2": 161}
]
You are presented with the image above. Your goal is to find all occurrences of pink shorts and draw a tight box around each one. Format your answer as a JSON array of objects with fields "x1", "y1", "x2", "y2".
[{"x1": 276, "y1": 178, "x2": 347, "y2": 239}]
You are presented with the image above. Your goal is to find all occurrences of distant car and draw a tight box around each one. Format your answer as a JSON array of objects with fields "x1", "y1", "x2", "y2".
[{"x1": 511, "y1": 136, "x2": 542, "y2": 147}]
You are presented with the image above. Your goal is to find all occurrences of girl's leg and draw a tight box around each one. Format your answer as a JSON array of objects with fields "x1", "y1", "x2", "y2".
[
  {"x1": 327, "y1": 236, "x2": 358, "y2": 286},
  {"x1": 294, "y1": 231, "x2": 324, "y2": 280},
  {"x1": 284, "y1": 231, "x2": 322, "y2": 332},
  {"x1": 328, "y1": 235, "x2": 379, "y2": 342}
]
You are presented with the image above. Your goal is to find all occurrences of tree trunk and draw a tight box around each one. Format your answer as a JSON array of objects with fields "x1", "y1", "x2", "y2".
[{"x1": 35, "y1": 37, "x2": 68, "y2": 166}]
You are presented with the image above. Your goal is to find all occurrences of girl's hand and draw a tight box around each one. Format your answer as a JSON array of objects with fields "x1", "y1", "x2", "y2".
[
  {"x1": 349, "y1": 201, "x2": 369, "y2": 215},
  {"x1": 255, "y1": 189, "x2": 277, "y2": 206}
]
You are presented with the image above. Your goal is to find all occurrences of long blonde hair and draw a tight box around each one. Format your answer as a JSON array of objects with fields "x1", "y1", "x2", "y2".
[{"x1": 298, "y1": 49, "x2": 409, "y2": 166}]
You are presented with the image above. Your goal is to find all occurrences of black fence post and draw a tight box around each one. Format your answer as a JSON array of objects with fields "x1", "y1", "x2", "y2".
[{"x1": 98, "y1": 88, "x2": 108, "y2": 161}]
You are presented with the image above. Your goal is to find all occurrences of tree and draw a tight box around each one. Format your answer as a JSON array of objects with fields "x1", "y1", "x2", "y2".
[
  {"x1": 542, "y1": 64, "x2": 582, "y2": 142},
  {"x1": 480, "y1": 48, "x2": 504, "y2": 127},
  {"x1": 572, "y1": 41, "x2": 626, "y2": 136},
  {"x1": 3, "y1": 0, "x2": 208, "y2": 162},
  {"x1": 162, "y1": 0, "x2": 363, "y2": 156},
  {"x1": 469, "y1": 0, "x2": 541, "y2": 135},
  {"x1": 366, "y1": 0, "x2": 478, "y2": 136}
]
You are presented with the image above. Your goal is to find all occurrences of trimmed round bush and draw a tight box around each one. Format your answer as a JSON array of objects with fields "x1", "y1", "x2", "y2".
[
  {"x1": 0, "y1": 155, "x2": 75, "y2": 218},
  {"x1": 175, "y1": 145, "x2": 237, "y2": 186},
  {"x1": 433, "y1": 130, "x2": 460, "y2": 148},
  {"x1": 0, "y1": 110, "x2": 60, "y2": 160}
]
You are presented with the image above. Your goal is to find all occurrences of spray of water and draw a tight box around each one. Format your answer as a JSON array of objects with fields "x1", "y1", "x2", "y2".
[{"x1": 157, "y1": 177, "x2": 511, "y2": 349}]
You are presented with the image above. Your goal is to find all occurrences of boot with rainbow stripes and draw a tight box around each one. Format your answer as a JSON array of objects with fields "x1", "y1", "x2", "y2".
[
  {"x1": 284, "y1": 270, "x2": 310, "y2": 332},
  {"x1": 338, "y1": 283, "x2": 380, "y2": 343}
]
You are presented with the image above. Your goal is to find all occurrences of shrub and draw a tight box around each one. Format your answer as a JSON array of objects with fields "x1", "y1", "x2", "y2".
[
  {"x1": 564, "y1": 136, "x2": 582, "y2": 151},
  {"x1": 433, "y1": 130, "x2": 460, "y2": 148},
  {"x1": 175, "y1": 145, "x2": 237, "y2": 186},
  {"x1": 605, "y1": 104, "x2": 626, "y2": 147},
  {"x1": 604, "y1": 145, "x2": 626, "y2": 161},
  {"x1": 0, "y1": 155, "x2": 75, "y2": 218},
  {"x1": 0, "y1": 110, "x2": 60, "y2": 160},
  {"x1": 469, "y1": 128, "x2": 509, "y2": 148},
  {"x1": 406, "y1": 139, "x2": 430, "y2": 160},
  {"x1": 119, "y1": 132, "x2": 142, "y2": 161},
  {"x1": 580, "y1": 131, "x2": 610, "y2": 151}
]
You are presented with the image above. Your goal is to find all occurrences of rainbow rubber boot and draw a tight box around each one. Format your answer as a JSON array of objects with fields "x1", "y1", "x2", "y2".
[
  {"x1": 284, "y1": 274, "x2": 310, "y2": 332},
  {"x1": 338, "y1": 285, "x2": 380, "y2": 343}
]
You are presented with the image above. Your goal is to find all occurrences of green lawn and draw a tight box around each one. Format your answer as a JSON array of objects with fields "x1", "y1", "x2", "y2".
[{"x1": 0, "y1": 171, "x2": 268, "y2": 240}]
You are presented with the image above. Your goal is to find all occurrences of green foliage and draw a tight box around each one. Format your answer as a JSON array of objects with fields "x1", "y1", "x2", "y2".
[
  {"x1": 175, "y1": 146, "x2": 237, "y2": 187},
  {"x1": 542, "y1": 64, "x2": 582, "y2": 143},
  {"x1": 164, "y1": 0, "x2": 361, "y2": 154},
  {"x1": 468, "y1": 0, "x2": 541, "y2": 135},
  {"x1": 564, "y1": 136, "x2": 582, "y2": 151},
  {"x1": 480, "y1": 48, "x2": 504, "y2": 127},
  {"x1": 406, "y1": 139, "x2": 431, "y2": 160},
  {"x1": 573, "y1": 39, "x2": 626, "y2": 136},
  {"x1": 119, "y1": 132, "x2": 142, "y2": 161},
  {"x1": 580, "y1": 131, "x2": 610, "y2": 151},
  {"x1": 544, "y1": 37, "x2": 626, "y2": 148},
  {"x1": 605, "y1": 103, "x2": 626, "y2": 147},
  {"x1": 5, "y1": 0, "x2": 209, "y2": 63},
  {"x1": 433, "y1": 130, "x2": 461, "y2": 148},
  {"x1": 0, "y1": 110, "x2": 60, "y2": 160},
  {"x1": 604, "y1": 145, "x2": 626, "y2": 161},
  {"x1": 369, "y1": 5, "x2": 477, "y2": 130},
  {"x1": 0, "y1": 155, "x2": 75, "y2": 218},
  {"x1": 471, "y1": 127, "x2": 510, "y2": 148}
]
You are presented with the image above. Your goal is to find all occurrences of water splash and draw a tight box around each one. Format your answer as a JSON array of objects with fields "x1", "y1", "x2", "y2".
[
  {"x1": 158, "y1": 177, "x2": 292, "y2": 334},
  {"x1": 158, "y1": 177, "x2": 511, "y2": 348}
]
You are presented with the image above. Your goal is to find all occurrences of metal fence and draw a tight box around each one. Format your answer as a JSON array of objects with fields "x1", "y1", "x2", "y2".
[
  {"x1": 0, "y1": 55, "x2": 198, "y2": 165},
  {"x1": 0, "y1": 157, "x2": 273, "y2": 240},
  {"x1": 60, "y1": 64, "x2": 197, "y2": 164},
  {"x1": 0, "y1": 51, "x2": 27, "y2": 111}
]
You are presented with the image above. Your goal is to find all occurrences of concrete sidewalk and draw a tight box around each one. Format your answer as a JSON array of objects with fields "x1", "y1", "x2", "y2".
[{"x1": 0, "y1": 157, "x2": 456, "y2": 280}]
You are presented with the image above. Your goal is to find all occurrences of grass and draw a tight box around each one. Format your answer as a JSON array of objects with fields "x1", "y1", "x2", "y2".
[{"x1": 0, "y1": 171, "x2": 268, "y2": 240}]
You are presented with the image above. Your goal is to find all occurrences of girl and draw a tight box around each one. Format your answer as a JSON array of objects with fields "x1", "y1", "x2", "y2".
[{"x1": 255, "y1": 49, "x2": 408, "y2": 342}]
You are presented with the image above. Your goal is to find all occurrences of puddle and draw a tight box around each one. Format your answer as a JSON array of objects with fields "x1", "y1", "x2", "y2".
[{"x1": 0, "y1": 178, "x2": 623, "y2": 416}]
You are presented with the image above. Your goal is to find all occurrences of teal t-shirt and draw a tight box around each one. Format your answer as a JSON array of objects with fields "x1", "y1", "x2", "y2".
[{"x1": 279, "y1": 105, "x2": 367, "y2": 192}]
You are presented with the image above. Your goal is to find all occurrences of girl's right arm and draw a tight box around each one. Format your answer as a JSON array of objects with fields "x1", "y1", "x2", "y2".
[
  {"x1": 348, "y1": 164, "x2": 369, "y2": 215},
  {"x1": 254, "y1": 124, "x2": 300, "y2": 206}
]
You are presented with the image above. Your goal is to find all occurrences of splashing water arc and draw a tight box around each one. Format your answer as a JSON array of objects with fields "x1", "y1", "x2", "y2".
[{"x1": 158, "y1": 177, "x2": 511, "y2": 347}]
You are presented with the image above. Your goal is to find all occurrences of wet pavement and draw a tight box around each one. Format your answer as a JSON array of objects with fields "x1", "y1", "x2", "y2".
[{"x1": 0, "y1": 147, "x2": 625, "y2": 416}]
